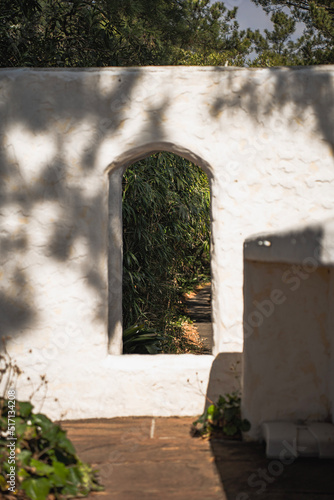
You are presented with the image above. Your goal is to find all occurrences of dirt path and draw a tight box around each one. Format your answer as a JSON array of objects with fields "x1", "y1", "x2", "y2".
[{"x1": 184, "y1": 283, "x2": 213, "y2": 354}]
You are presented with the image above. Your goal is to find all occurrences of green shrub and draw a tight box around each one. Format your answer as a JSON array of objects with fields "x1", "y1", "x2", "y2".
[
  {"x1": 191, "y1": 392, "x2": 251, "y2": 439},
  {"x1": 0, "y1": 340, "x2": 103, "y2": 499},
  {"x1": 0, "y1": 398, "x2": 103, "y2": 499},
  {"x1": 123, "y1": 324, "x2": 162, "y2": 354}
]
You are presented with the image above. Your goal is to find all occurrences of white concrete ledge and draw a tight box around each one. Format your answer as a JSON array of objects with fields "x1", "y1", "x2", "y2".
[
  {"x1": 244, "y1": 219, "x2": 334, "y2": 266},
  {"x1": 10, "y1": 353, "x2": 241, "y2": 421}
]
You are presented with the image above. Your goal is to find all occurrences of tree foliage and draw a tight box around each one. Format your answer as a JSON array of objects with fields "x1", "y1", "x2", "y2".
[
  {"x1": 1, "y1": 0, "x2": 334, "y2": 68},
  {"x1": 0, "y1": 0, "x2": 252, "y2": 67},
  {"x1": 251, "y1": 0, "x2": 334, "y2": 64},
  {"x1": 249, "y1": 10, "x2": 303, "y2": 66}
]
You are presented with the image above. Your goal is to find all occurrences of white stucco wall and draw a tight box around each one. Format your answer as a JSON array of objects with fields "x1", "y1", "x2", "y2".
[{"x1": 0, "y1": 66, "x2": 334, "y2": 425}]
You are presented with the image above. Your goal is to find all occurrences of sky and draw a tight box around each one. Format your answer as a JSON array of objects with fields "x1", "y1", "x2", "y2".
[
  {"x1": 217, "y1": 0, "x2": 305, "y2": 38},
  {"x1": 223, "y1": 0, "x2": 274, "y2": 32}
]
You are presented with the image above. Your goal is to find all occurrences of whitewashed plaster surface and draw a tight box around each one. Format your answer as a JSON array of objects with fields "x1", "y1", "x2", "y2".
[
  {"x1": 243, "y1": 221, "x2": 334, "y2": 439},
  {"x1": 0, "y1": 66, "x2": 334, "y2": 426}
]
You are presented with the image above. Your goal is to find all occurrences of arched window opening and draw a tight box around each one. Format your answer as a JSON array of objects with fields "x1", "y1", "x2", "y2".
[{"x1": 121, "y1": 151, "x2": 212, "y2": 355}]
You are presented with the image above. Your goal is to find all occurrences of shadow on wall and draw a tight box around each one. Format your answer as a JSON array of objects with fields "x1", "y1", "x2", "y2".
[
  {"x1": 205, "y1": 352, "x2": 242, "y2": 409},
  {"x1": 0, "y1": 68, "x2": 177, "y2": 348},
  {"x1": 211, "y1": 66, "x2": 334, "y2": 154},
  {"x1": 0, "y1": 68, "x2": 142, "y2": 344},
  {"x1": 0, "y1": 67, "x2": 334, "y2": 351}
]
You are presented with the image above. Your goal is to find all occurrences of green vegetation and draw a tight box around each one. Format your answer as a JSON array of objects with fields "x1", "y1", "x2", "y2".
[
  {"x1": 249, "y1": 10, "x2": 304, "y2": 66},
  {"x1": 251, "y1": 0, "x2": 334, "y2": 65},
  {"x1": 122, "y1": 152, "x2": 211, "y2": 353},
  {"x1": 2, "y1": 0, "x2": 333, "y2": 69},
  {"x1": 0, "y1": 399, "x2": 103, "y2": 500},
  {"x1": 0, "y1": 341, "x2": 103, "y2": 499},
  {"x1": 0, "y1": 0, "x2": 252, "y2": 67},
  {"x1": 123, "y1": 324, "x2": 163, "y2": 354},
  {"x1": 191, "y1": 392, "x2": 251, "y2": 439}
]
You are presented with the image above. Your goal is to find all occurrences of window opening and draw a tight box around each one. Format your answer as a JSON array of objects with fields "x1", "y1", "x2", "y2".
[{"x1": 121, "y1": 151, "x2": 212, "y2": 354}]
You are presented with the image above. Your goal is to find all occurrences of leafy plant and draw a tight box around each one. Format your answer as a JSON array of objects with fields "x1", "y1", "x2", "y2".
[
  {"x1": 0, "y1": 339, "x2": 103, "y2": 500},
  {"x1": 191, "y1": 392, "x2": 251, "y2": 439},
  {"x1": 0, "y1": 398, "x2": 103, "y2": 499},
  {"x1": 123, "y1": 324, "x2": 162, "y2": 354}
]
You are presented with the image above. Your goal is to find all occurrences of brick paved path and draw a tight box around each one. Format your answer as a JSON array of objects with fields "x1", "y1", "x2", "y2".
[{"x1": 61, "y1": 417, "x2": 334, "y2": 500}]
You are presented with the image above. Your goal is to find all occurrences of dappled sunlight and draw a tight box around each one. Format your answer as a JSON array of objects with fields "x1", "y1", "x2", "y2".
[
  {"x1": 5, "y1": 126, "x2": 58, "y2": 179},
  {"x1": 210, "y1": 66, "x2": 334, "y2": 153},
  {"x1": 0, "y1": 66, "x2": 333, "y2": 421}
]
